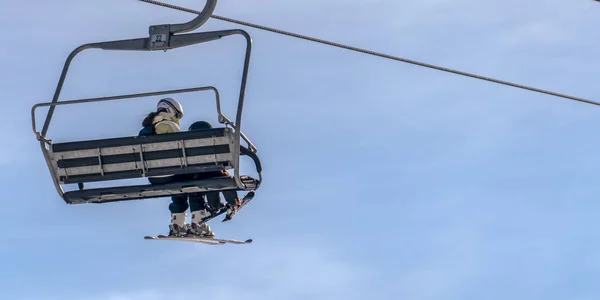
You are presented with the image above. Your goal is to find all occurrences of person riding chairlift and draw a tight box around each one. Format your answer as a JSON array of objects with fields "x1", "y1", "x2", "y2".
[
  {"x1": 187, "y1": 120, "x2": 243, "y2": 223},
  {"x1": 138, "y1": 98, "x2": 217, "y2": 237}
]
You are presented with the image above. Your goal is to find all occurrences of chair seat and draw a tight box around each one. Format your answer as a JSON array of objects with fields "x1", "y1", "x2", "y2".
[{"x1": 63, "y1": 176, "x2": 259, "y2": 204}]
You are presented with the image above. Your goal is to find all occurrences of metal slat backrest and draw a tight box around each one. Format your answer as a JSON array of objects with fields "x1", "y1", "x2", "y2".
[{"x1": 49, "y1": 128, "x2": 235, "y2": 184}]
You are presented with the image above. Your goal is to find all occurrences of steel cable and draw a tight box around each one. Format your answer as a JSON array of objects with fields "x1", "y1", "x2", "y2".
[{"x1": 140, "y1": 0, "x2": 600, "y2": 107}]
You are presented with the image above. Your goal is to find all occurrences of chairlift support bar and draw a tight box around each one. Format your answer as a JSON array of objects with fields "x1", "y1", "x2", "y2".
[{"x1": 36, "y1": 0, "x2": 255, "y2": 192}]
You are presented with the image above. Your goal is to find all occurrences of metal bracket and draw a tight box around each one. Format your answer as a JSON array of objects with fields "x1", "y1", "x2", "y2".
[
  {"x1": 148, "y1": 0, "x2": 217, "y2": 51},
  {"x1": 178, "y1": 140, "x2": 188, "y2": 168},
  {"x1": 60, "y1": 154, "x2": 68, "y2": 179},
  {"x1": 139, "y1": 145, "x2": 147, "y2": 177},
  {"x1": 149, "y1": 25, "x2": 171, "y2": 50},
  {"x1": 97, "y1": 147, "x2": 105, "y2": 176}
]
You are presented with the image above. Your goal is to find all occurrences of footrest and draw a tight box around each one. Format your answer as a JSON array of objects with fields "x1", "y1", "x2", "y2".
[{"x1": 62, "y1": 176, "x2": 259, "y2": 204}]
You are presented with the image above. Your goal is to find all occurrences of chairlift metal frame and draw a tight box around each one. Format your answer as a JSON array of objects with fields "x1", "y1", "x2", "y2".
[{"x1": 31, "y1": 0, "x2": 260, "y2": 203}]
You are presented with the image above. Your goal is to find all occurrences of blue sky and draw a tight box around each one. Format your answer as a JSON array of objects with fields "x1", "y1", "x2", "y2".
[{"x1": 2, "y1": 0, "x2": 600, "y2": 299}]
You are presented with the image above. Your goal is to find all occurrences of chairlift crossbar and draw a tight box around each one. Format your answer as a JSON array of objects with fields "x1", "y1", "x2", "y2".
[{"x1": 31, "y1": 86, "x2": 257, "y2": 152}]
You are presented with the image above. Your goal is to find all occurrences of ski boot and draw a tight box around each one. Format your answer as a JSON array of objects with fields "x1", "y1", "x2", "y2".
[
  {"x1": 207, "y1": 202, "x2": 227, "y2": 218},
  {"x1": 190, "y1": 209, "x2": 215, "y2": 237},
  {"x1": 169, "y1": 212, "x2": 189, "y2": 237}
]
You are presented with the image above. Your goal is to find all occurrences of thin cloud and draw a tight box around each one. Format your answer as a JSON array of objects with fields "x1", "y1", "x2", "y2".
[{"x1": 67, "y1": 238, "x2": 379, "y2": 300}]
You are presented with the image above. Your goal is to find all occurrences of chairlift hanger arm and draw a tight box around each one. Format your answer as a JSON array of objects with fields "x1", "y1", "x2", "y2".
[
  {"x1": 148, "y1": 0, "x2": 217, "y2": 50},
  {"x1": 168, "y1": 0, "x2": 216, "y2": 34}
]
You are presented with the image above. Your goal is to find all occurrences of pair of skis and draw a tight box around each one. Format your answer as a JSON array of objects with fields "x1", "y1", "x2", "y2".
[
  {"x1": 144, "y1": 191, "x2": 255, "y2": 245},
  {"x1": 144, "y1": 235, "x2": 253, "y2": 245}
]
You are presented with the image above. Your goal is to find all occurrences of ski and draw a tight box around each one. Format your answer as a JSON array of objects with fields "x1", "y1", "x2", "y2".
[
  {"x1": 193, "y1": 191, "x2": 255, "y2": 224},
  {"x1": 144, "y1": 234, "x2": 253, "y2": 245},
  {"x1": 222, "y1": 191, "x2": 255, "y2": 222},
  {"x1": 143, "y1": 192, "x2": 256, "y2": 245}
]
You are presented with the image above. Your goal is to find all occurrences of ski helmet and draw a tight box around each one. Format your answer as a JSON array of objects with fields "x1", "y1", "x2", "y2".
[
  {"x1": 157, "y1": 97, "x2": 184, "y2": 119},
  {"x1": 188, "y1": 121, "x2": 213, "y2": 131}
]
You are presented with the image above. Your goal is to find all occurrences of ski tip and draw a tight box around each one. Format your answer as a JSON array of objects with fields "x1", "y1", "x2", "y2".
[
  {"x1": 241, "y1": 191, "x2": 255, "y2": 201},
  {"x1": 245, "y1": 239, "x2": 253, "y2": 243}
]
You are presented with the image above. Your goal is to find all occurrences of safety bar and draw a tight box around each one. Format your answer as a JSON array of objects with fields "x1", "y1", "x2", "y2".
[
  {"x1": 33, "y1": 86, "x2": 212, "y2": 135},
  {"x1": 31, "y1": 86, "x2": 257, "y2": 153},
  {"x1": 218, "y1": 114, "x2": 257, "y2": 153},
  {"x1": 40, "y1": 30, "x2": 241, "y2": 137}
]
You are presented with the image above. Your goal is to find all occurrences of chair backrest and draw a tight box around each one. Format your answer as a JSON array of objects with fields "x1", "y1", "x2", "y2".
[{"x1": 49, "y1": 128, "x2": 235, "y2": 184}]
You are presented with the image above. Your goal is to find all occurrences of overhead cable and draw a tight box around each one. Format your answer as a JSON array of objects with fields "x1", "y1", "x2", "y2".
[{"x1": 139, "y1": 0, "x2": 599, "y2": 107}]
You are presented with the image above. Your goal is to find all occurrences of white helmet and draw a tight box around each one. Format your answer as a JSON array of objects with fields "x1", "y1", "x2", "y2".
[{"x1": 157, "y1": 97, "x2": 184, "y2": 119}]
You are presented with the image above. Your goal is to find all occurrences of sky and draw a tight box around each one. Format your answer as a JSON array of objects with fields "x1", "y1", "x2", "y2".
[{"x1": 1, "y1": 0, "x2": 600, "y2": 299}]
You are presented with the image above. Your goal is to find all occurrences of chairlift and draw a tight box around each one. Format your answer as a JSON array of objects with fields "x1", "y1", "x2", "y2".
[{"x1": 30, "y1": 0, "x2": 262, "y2": 205}]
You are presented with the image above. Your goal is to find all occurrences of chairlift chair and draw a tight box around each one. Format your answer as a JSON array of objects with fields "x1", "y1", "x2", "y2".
[{"x1": 30, "y1": 0, "x2": 262, "y2": 205}]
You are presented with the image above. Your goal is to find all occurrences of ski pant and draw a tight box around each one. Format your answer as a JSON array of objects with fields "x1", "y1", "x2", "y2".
[
  {"x1": 147, "y1": 174, "x2": 200, "y2": 214},
  {"x1": 147, "y1": 174, "x2": 239, "y2": 214},
  {"x1": 204, "y1": 190, "x2": 239, "y2": 209},
  {"x1": 193, "y1": 171, "x2": 240, "y2": 212}
]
